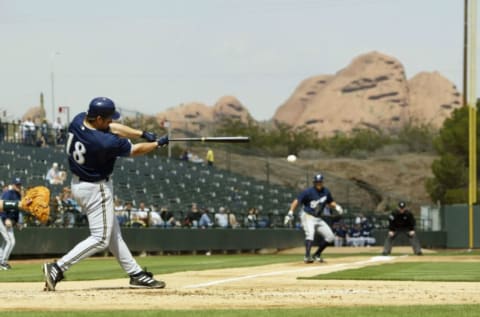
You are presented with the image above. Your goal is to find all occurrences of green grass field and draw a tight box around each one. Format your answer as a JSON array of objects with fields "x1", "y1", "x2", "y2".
[
  {"x1": 1, "y1": 305, "x2": 480, "y2": 317},
  {"x1": 0, "y1": 254, "x2": 304, "y2": 282},
  {"x1": 303, "y1": 262, "x2": 480, "y2": 282}
]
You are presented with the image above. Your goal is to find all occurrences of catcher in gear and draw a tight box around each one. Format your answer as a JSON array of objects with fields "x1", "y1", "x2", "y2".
[{"x1": 0, "y1": 186, "x2": 51, "y2": 225}]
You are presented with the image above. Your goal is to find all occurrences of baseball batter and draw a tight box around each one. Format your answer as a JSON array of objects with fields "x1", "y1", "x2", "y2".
[
  {"x1": 286, "y1": 174, "x2": 343, "y2": 263},
  {"x1": 43, "y1": 97, "x2": 169, "y2": 291}
]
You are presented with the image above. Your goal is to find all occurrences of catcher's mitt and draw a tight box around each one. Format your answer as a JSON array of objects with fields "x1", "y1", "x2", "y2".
[{"x1": 20, "y1": 186, "x2": 50, "y2": 224}]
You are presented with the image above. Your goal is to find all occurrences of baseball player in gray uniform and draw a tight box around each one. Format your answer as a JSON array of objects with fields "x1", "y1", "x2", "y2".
[{"x1": 43, "y1": 97, "x2": 169, "y2": 291}]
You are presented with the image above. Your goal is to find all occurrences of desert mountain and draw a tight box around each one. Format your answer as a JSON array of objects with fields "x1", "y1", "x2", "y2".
[
  {"x1": 155, "y1": 96, "x2": 251, "y2": 134},
  {"x1": 274, "y1": 51, "x2": 462, "y2": 135}
]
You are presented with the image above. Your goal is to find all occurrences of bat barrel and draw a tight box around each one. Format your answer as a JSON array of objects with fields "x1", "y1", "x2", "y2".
[{"x1": 169, "y1": 136, "x2": 250, "y2": 143}]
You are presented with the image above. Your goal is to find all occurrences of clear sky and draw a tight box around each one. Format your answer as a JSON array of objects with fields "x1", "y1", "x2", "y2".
[{"x1": 0, "y1": 0, "x2": 478, "y2": 123}]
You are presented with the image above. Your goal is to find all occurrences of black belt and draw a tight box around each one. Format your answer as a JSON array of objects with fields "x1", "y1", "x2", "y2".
[{"x1": 78, "y1": 176, "x2": 109, "y2": 182}]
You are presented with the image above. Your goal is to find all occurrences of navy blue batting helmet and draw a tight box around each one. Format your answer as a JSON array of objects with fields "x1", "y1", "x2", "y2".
[
  {"x1": 87, "y1": 97, "x2": 120, "y2": 120},
  {"x1": 313, "y1": 173, "x2": 324, "y2": 183}
]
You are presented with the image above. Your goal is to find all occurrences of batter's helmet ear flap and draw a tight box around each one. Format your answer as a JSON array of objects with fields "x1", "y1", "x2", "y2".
[{"x1": 313, "y1": 174, "x2": 324, "y2": 183}]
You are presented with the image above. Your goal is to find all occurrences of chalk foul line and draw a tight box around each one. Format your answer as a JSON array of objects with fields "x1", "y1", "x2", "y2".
[{"x1": 183, "y1": 255, "x2": 396, "y2": 289}]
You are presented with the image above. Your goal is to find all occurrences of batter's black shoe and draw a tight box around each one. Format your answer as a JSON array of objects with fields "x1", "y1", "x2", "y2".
[
  {"x1": 304, "y1": 256, "x2": 314, "y2": 264},
  {"x1": 0, "y1": 262, "x2": 11, "y2": 270},
  {"x1": 129, "y1": 269, "x2": 166, "y2": 289},
  {"x1": 43, "y1": 262, "x2": 64, "y2": 291}
]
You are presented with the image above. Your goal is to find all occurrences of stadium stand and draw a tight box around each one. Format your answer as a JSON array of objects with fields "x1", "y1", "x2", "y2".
[{"x1": 0, "y1": 143, "x2": 295, "y2": 227}]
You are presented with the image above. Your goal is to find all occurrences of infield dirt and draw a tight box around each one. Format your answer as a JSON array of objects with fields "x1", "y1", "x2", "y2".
[{"x1": 0, "y1": 248, "x2": 478, "y2": 311}]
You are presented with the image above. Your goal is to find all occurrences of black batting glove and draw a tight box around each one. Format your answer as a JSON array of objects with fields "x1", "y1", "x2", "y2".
[
  {"x1": 157, "y1": 135, "x2": 169, "y2": 147},
  {"x1": 141, "y1": 131, "x2": 157, "y2": 142}
]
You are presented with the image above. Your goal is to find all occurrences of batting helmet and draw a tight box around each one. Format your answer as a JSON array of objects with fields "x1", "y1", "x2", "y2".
[
  {"x1": 86, "y1": 97, "x2": 120, "y2": 120},
  {"x1": 312, "y1": 173, "x2": 324, "y2": 183}
]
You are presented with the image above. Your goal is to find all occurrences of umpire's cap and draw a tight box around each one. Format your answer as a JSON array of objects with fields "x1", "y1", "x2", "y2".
[
  {"x1": 398, "y1": 201, "x2": 406, "y2": 208},
  {"x1": 313, "y1": 173, "x2": 324, "y2": 183},
  {"x1": 87, "y1": 97, "x2": 120, "y2": 120}
]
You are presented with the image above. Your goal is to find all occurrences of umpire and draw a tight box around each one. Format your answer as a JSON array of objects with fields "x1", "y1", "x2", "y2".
[{"x1": 382, "y1": 201, "x2": 423, "y2": 256}]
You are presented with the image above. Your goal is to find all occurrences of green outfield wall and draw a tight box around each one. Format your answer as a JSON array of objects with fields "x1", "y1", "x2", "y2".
[{"x1": 9, "y1": 228, "x2": 448, "y2": 256}]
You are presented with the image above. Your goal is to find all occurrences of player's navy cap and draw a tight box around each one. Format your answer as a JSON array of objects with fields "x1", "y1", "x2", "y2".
[
  {"x1": 87, "y1": 97, "x2": 121, "y2": 120},
  {"x1": 313, "y1": 173, "x2": 324, "y2": 183},
  {"x1": 12, "y1": 177, "x2": 22, "y2": 185},
  {"x1": 398, "y1": 201, "x2": 406, "y2": 208}
]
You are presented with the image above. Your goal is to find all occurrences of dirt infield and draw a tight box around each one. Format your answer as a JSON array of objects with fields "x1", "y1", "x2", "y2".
[{"x1": 1, "y1": 249, "x2": 479, "y2": 311}]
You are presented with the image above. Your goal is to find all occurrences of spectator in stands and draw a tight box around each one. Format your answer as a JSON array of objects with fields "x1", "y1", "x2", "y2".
[
  {"x1": 123, "y1": 201, "x2": 135, "y2": 227},
  {"x1": 148, "y1": 205, "x2": 163, "y2": 227},
  {"x1": 114, "y1": 198, "x2": 127, "y2": 226},
  {"x1": 256, "y1": 209, "x2": 271, "y2": 228},
  {"x1": 184, "y1": 203, "x2": 202, "y2": 228},
  {"x1": 0, "y1": 177, "x2": 23, "y2": 270},
  {"x1": 22, "y1": 117, "x2": 36, "y2": 145},
  {"x1": 57, "y1": 187, "x2": 80, "y2": 228},
  {"x1": 160, "y1": 207, "x2": 177, "y2": 228},
  {"x1": 46, "y1": 162, "x2": 63, "y2": 185},
  {"x1": 206, "y1": 148, "x2": 214, "y2": 167},
  {"x1": 214, "y1": 207, "x2": 229, "y2": 228},
  {"x1": 346, "y1": 223, "x2": 363, "y2": 247},
  {"x1": 130, "y1": 201, "x2": 149, "y2": 227},
  {"x1": 198, "y1": 207, "x2": 213, "y2": 229},
  {"x1": 245, "y1": 207, "x2": 257, "y2": 229},
  {"x1": 52, "y1": 117, "x2": 64, "y2": 145},
  {"x1": 40, "y1": 119, "x2": 49, "y2": 145},
  {"x1": 333, "y1": 222, "x2": 348, "y2": 247},
  {"x1": 180, "y1": 149, "x2": 189, "y2": 161},
  {"x1": 228, "y1": 209, "x2": 240, "y2": 229}
]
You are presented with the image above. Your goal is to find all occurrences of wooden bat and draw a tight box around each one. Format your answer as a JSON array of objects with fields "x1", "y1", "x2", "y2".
[{"x1": 168, "y1": 136, "x2": 250, "y2": 143}]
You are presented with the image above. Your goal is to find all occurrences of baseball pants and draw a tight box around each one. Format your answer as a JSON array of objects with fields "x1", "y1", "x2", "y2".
[
  {"x1": 56, "y1": 178, "x2": 142, "y2": 275},
  {"x1": 0, "y1": 220, "x2": 15, "y2": 263},
  {"x1": 383, "y1": 230, "x2": 422, "y2": 254},
  {"x1": 300, "y1": 211, "x2": 335, "y2": 243}
]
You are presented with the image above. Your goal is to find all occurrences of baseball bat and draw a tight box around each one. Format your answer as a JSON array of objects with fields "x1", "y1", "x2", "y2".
[{"x1": 169, "y1": 136, "x2": 250, "y2": 143}]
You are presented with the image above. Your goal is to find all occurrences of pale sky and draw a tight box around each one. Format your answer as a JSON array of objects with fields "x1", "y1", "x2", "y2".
[{"x1": 0, "y1": 0, "x2": 478, "y2": 123}]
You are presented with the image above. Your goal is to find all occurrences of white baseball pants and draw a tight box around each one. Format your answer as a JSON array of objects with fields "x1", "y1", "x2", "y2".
[
  {"x1": 0, "y1": 220, "x2": 15, "y2": 263},
  {"x1": 300, "y1": 211, "x2": 335, "y2": 243},
  {"x1": 57, "y1": 178, "x2": 142, "y2": 275}
]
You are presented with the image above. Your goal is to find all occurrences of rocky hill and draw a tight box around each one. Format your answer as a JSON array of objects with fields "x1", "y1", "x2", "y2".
[
  {"x1": 273, "y1": 51, "x2": 462, "y2": 135},
  {"x1": 155, "y1": 96, "x2": 252, "y2": 134}
]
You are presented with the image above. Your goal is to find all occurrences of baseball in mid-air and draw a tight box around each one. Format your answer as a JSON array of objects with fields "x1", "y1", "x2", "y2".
[{"x1": 287, "y1": 154, "x2": 297, "y2": 162}]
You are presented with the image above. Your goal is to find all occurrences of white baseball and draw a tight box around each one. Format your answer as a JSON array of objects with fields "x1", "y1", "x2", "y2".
[{"x1": 287, "y1": 154, "x2": 297, "y2": 162}]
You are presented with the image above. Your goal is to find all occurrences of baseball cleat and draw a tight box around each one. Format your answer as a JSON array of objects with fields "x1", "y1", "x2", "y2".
[
  {"x1": 129, "y1": 269, "x2": 166, "y2": 289},
  {"x1": 313, "y1": 255, "x2": 324, "y2": 263},
  {"x1": 0, "y1": 263, "x2": 11, "y2": 270},
  {"x1": 303, "y1": 256, "x2": 314, "y2": 264},
  {"x1": 43, "y1": 262, "x2": 64, "y2": 291}
]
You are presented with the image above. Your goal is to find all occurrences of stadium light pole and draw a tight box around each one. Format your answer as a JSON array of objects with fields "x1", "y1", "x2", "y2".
[
  {"x1": 50, "y1": 51, "x2": 61, "y2": 124},
  {"x1": 466, "y1": 0, "x2": 477, "y2": 250}
]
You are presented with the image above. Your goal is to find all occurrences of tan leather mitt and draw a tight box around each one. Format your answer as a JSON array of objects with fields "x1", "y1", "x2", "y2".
[{"x1": 20, "y1": 186, "x2": 50, "y2": 224}]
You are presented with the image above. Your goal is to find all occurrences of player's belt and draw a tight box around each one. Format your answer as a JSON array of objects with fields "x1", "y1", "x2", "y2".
[{"x1": 73, "y1": 174, "x2": 110, "y2": 183}]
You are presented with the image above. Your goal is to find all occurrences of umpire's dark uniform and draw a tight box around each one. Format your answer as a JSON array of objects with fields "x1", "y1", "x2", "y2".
[{"x1": 382, "y1": 202, "x2": 422, "y2": 255}]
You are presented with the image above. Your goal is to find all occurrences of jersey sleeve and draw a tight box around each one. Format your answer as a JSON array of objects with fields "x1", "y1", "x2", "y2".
[
  {"x1": 325, "y1": 190, "x2": 334, "y2": 204},
  {"x1": 296, "y1": 190, "x2": 308, "y2": 203},
  {"x1": 111, "y1": 136, "x2": 132, "y2": 158}
]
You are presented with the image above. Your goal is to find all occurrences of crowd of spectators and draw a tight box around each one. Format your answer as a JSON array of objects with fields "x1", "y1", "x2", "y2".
[{"x1": 0, "y1": 117, "x2": 67, "y2": 146}]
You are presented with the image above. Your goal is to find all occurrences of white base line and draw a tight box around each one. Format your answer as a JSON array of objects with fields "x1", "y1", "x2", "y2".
[{"x1": 184, "y1": 256, "x2": 396, "y2": 289}]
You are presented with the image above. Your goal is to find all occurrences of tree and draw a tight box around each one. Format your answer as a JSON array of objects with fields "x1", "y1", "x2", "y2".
[{"x1": 426, "y1": 104, "x2": 480, "y2": 203}]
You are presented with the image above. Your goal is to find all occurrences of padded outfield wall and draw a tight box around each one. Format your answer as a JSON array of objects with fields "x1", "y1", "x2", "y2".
[{"x1": 10, "y1": 228, "x2": 447, "y2": 256}]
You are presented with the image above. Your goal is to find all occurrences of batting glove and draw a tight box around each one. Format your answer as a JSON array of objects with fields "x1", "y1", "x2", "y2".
[
  {"x1": 335, "y1": 204, "x2": 344, "y2": 215},
  {"x1": 284, "y1": 210, "x2": 294, "y2": 225},
  {"x1": 141, "y1": 131, "x2": 157, "y2": 142},
  {"x1": 157, "y1": 135, "x2": 169, "y2": 147}
]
